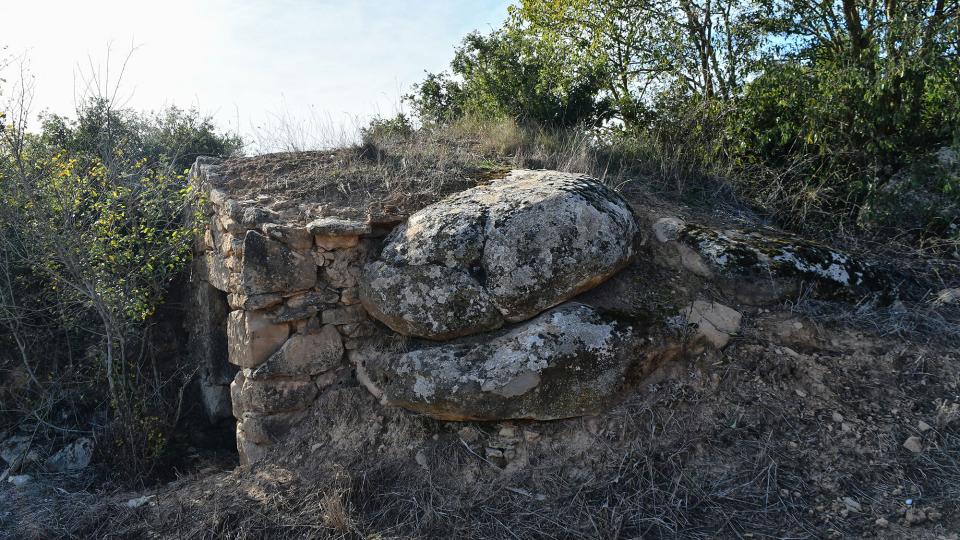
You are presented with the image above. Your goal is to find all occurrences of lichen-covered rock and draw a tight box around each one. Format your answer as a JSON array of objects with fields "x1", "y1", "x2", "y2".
[
  {"x1": 361, "y1": 170, "x2": 638, "y2": 339},
  {"x1": 307, "y1": 217, "x2": 371, "y2": 236},
  {"x1": 240, "y1": 230, "x2": 316, "y2": 296},
  {"x1": 652, "y1": 217, "x2": 887, "y2": 304},
  {"x1": 361, "y1": 262, "x2": 504, "y2": 340},
  {"x1": 363, "y1": 303, "x2": 644, "y2": 421}
]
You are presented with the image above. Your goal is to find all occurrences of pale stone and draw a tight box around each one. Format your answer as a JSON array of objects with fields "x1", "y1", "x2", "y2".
[
  {"x1": 237, "y1": 426, "x2": 270, "y2": 466},
  {"x1": 250, "y1": 324, "x2": 344, "y2": 378},
  {"x1": 205, "y1": 251, "x2": 232, "y2": 292},
  {"x1": 227, "y1": 310, "x2": 290, "y2": 368},
  {"x1": 652, "y1": 217, "x2": 685, "y2": 243},
  {"x1": 933, "y1": 287, "x2": 960, "y2": 306},
  {"x1": 684, "y1": 300, "x2": 742, "y2": 348},
  {"x1": 230, "y1": 371, "x2": 245, "y2": 418},
  {"x1": 228, "y1": 292, "x2": 283, "y2": 311},
  {"x1": 218, "y1": 213, "x2": 243, "y2": 234},
  {"x1": 45, "y1": 438, "x2": 94, "y2": 472},
  {"x1": 208, "y1": 187, "x2": 229, "y2": 206},
  {"x1": 903, "y1": 436, "x2": 923, "y2": 453},
  {"x1": 218, "y1": 232, "x2": 236, "y2": 256}
]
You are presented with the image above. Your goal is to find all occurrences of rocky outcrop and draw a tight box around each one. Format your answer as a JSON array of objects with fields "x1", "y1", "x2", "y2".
[
  {"x1": 360, "y1": 303, "x2": 647, "y2": 421},
  {"x1": 187, "y1": 155, "x2": 899, "y2": 465},
  {"x1": 360, "y1": 170, "x2": 638, "y2": 340},
  {"x1": 651, "y1": 217, "x2": 888, "y2": 304}
]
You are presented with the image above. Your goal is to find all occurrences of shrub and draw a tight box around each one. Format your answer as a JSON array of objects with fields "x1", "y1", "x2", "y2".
[{"x1": 0, "y1": 93, "x2": 239, "y2": 480}]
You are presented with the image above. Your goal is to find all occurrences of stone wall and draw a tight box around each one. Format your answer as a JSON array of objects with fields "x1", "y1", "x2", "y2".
[{"x1": 188, "y1": 158, "x2": 385, "y2": 464}]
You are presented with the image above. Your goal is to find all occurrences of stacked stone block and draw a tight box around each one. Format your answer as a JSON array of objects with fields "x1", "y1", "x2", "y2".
[{"x1": 191, "y1": 162, "x2": 381, "y2": 464}]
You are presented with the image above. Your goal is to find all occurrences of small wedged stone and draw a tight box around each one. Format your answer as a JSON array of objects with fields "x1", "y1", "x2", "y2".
[
  {"x1": 250, "y1": 324, "x2": 344, "y2": 379},
  {"x1": 323, "y1": 246, "x2": 366, "y2": 288},
  {"x1": 360, "y1": 170, "x2": 638, "y2": 339},
  {"x1": 203, "y1": 229, "x2": 215, "y2": 250},
  {"x1": 337, "y1": 321, "x2": 377, "y2": 339},
  {"x1": 240, "y1": 230, "x2": 316, "y2": 296},
  {"x1": 339, "y1": 287, "x2": 360, "y2": 305},
  {"x1": 268, "y1": 289, "x2": 341, "y2": 323},
  {"x1": 227, "y1": 310, "x2": 290, "y2": 368},
  {"x1": 320, "y1": 304, "x2": 368, "y2": 325},
  {"x1": 365, "y1": 303, "x2": 644, "y2": 421}
]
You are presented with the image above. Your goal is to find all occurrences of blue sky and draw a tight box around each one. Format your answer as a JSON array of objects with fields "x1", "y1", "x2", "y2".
[{"x1": 3, "y1": 0, "x2": 511, "y2": 149}]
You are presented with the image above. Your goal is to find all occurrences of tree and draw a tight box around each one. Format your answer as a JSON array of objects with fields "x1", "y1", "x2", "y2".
[
  {"x1": 517, "y1": 0, "x2": 764, "y2": 122},
  {"x1": 407, "y1": 24, "x2": 609, "y2": 128},
  {"x1": 766, "y1": 0, "x2": 960, "y2": 151}
]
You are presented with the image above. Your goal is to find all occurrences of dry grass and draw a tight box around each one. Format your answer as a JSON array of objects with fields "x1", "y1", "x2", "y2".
[
  {"x1": 7, "y1": 320, "x2": 959, "y2": 539},
  {"x1": 210, "y1": 115, "x2": 744, "y2": 225}
]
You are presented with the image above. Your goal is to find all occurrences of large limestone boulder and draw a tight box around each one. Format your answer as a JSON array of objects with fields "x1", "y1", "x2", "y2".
[
  {"x1": 361, "y1": 170, "x2": 638, "y2": 340},
  {"x1": 361, "y1": 303, "x2": 646, "y2": 421}
]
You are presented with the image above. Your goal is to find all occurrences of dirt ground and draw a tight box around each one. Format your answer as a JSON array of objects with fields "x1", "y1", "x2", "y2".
[{"x1": 5, "y1": 307, "x2": 958, "y2": 538}]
